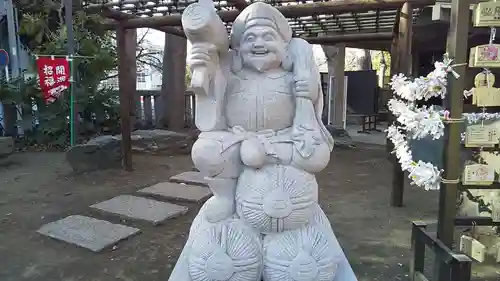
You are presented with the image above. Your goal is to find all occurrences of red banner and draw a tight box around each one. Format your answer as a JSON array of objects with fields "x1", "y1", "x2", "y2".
[{"x1": 36, "y1": 57, "x2": 70, "y2": 104}]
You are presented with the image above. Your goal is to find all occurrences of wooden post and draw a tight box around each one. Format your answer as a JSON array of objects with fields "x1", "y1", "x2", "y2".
[
  {"x1": 143, "y1": 95, "x2": 153, "y2": 127},
  {"x1": 434, "y1": 0, "x2": 468, "y2": 279},
  {"x1": 389, "y1": 3, "x2": 412, "y2": 207},
  {"x1": 161, "y1": 33, "x2": 187, "y2": 130},
  {"x1": 437, "y1": 0, "x2": 468, "y2": 249},
  {"x1": 435, "y1": 0, "x2": 469, "y2": 272},
  {"x1": 2, "y1": 104, "x2": 16, "y2": 136},
  {"x1": 333, "y1": 44, "x2": 346, "y2": 129},
  {"x1": 117, "y1": 26, "x2": 137, "y2": 171}
]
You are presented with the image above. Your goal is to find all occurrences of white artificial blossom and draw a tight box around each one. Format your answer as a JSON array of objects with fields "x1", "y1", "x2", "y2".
[
  {"x1": 389, "y1": 57, "x2": 458, "y2": 102},
  {"x1": 386, "y1": 56, "x2": 458, "y2": 190},
  {"x1": 387, "y1": 56, "x2": 500, "y2": 190},
  {"x1": 388, "y1": 99, "x2": 445, "y2": 140},
  {"x1": 463, "y1": 112, "x2": 500, "y2": 124},
  {"x1": 386, "y1": 125, "x2": 442, "y2": 190}
]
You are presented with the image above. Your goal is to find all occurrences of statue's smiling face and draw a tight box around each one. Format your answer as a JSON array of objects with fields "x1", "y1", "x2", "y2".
[{"x1": 240, "y1": 25, "x2": 286, "y2": 72}]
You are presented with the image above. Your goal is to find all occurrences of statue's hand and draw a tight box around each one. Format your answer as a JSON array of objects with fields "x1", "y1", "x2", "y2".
[
  {"x1": 294, "y1": 76, "x2": 319, "y2": 101},
  {"x1": 291, "y1": 124, "x2": 322, "y2": 158},
  {"x1": 294, "y1": 78, "x2": 309, "y2": 96},
  {"x1": 241, "y1": 137, "x2": 267, "y2": 168},
  {"x1": 187, "y1": 43, "x2": 217, "y2": 69}
]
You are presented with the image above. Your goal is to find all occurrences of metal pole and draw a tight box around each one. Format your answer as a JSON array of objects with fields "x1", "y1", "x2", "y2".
[
  {"x1": 5, "y1": 0, "x2": 21, "y2": 136},
  {"x1": 65, "y1": 0, "x2": 76, "y2": 146},
  {"x1": 5, "y1": 0, "x2": 19, "y2": 79}
]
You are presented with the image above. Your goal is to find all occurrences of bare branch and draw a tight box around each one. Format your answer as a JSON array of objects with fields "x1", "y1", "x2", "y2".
[
  {"x1": 102, "y1": 72, "x2": 119, "y2": 80},
  {"x1": 137, "y1": 28, "x2": 150, "y2": 45}
]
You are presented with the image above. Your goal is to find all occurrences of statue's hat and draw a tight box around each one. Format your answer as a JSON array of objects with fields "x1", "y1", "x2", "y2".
[{"x1": 230, "y1": 2, "x2": 292, "y2": 49}]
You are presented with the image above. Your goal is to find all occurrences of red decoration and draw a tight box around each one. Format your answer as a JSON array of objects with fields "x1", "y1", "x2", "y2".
[{"x1": 36, "y1": 57, "x2": 71, "y2": 104}]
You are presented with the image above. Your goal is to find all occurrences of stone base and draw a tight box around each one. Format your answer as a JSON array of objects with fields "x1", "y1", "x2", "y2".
[
  {"x1": 37, "y1": 215, "x2": 140, "y2": 252},
  {"x1": 167, "y1": 201, "x2": 358, "y2": 281},
  {"x1": 138, "y1": 182, "x2": 212, "y2": 203},
  {"x1": 90, "y1": 195, "x2": 188, "y2": 225},
  {"x1": 170, "y1": 171, "x2": 209, "y2": 186}
]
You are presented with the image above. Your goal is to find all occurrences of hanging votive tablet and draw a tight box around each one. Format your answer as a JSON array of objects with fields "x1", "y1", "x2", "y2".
[
  {"x1": 472, "y1": 72, "x2": 500, "y2": 107},
  {"x1": 465, "y1": 124, "x2": 498, "y2": 147},
  {"x1": 491, "y1": 196, "x2": 500, "y2": 222},
  {"x1": 462, "y1": 164, "x2": 495, "y2": 185}
]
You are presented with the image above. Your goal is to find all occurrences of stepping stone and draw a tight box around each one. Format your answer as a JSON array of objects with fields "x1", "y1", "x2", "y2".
[
  {"x1": 138, "y1": 182, "x2": 212, "y2": 203},
  {"x1": 90, "y1": 195, "x2": 188, "y2": 225},
  {"x1": 170, "y1": 171, "x2": 209, "y2": 186},
  {"x1": 37, "y1": 215, "x2": 140, "y2": 252}
]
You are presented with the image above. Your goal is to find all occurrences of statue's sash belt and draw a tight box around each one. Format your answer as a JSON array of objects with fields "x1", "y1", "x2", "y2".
[{"x1": 198, "y1": 126, "x2": 294, "y2": 156}]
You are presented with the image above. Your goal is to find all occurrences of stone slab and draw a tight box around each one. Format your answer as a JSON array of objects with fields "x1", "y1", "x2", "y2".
[
  {"x1": 326, "y1": 126, "x2": 354, "y2": 149},
  {"x1": 138, "y1": 182, "x2": 212, "y2": 203},
  {"x1": 169, "y1": 171, "x2": 209, "y2": 186},
  {"x1": 90, "y1": 195, "x2": 188, "y2": 225},
  {"x1": 37, "y1": 215, "x2": 140, "y2": 252}
]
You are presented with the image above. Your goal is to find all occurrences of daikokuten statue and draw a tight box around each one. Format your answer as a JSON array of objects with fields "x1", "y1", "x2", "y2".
[{"x1": 169, "y1": 1, "x2": 358, "y2": 281}]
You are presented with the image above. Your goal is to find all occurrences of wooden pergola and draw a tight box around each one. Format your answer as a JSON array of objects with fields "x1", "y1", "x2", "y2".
[{"x1": 84, "y1": 0, "x2": 434, "y2": 176}]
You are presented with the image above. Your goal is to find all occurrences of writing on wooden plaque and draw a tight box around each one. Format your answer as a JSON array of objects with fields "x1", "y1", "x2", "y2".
[
  {"x1": 473, "y1": 1, "x2": 500, "y2": 27},
  {"x1": 462, "y1": 164, "x2": 495, "y2": 185},
  {"x1": 469, "y1": 44, "x2": 500, "y2": 68},
  {"x1": 465, "y1": 124, "x2": 498, "y2": 147}
]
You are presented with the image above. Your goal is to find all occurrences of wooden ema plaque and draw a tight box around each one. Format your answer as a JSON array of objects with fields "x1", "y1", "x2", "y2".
[
  {"x1": 465, "y1": 124, "x2": 498, "y2": 147},
  {"x1": 473, "y1": 1, "x2": 500, "y2": 27},
  {"x1": 462, "y1": 164, "x2": 495, "y2": 185},
  {"x1": 469, "y1": 44, "x2": 500, "y2": 68},
  {"x1": 492, "y1": 197, "x2": 500, "y2": 222},
  {"x1": 471, "y1": 72, "x2": 500, "y2": 107}
]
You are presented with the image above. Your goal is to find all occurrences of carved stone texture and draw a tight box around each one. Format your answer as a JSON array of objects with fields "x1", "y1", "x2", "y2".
[{"x1": 169, "y1": 2, "x2": 357, "y2": 281}]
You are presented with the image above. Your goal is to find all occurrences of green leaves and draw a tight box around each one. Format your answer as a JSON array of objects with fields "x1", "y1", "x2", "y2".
[{"x1": 2, "y1": 1, "x2": 120, "y2": 148}]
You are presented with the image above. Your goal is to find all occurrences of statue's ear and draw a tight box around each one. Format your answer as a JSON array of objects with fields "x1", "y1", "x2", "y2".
[{"x1": 230, "y1": 50, "x2": 243, "y2": 73}]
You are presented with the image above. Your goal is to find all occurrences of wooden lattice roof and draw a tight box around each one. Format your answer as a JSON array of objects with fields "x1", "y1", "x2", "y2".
[{"x1": 88, "y1": 1, "x2": 430, "y2": 35}]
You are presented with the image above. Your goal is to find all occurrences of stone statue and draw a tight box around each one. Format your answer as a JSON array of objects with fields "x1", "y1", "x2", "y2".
[{"x1": 169, "y1": 2, "x2": 358, "y2": 281}]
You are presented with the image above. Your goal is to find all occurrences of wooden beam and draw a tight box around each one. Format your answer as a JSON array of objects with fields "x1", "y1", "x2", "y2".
[
  {"x1": 87, "y1": 0, "x2": 250, "y2": 11},
  {"x1": 105, "y1": 0, "x2": 436, "y2": 29},
  {"x1": 303, "y1": 31, "x2": 393, "y2": 44},
  {"x1": 117, "y1": 26, "x2": 137, "y2": 171},
  {"x1": 344, "y1": 41, "x2": 392, "y2": 50},
  {"x1": 227, "y1": 0, "x2": 248, "y2": 10},
  {"x1": 101, "y1": 9, "x2": 185, "y2": 37}
]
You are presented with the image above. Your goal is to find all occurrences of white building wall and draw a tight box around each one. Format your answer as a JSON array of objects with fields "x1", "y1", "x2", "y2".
[{"x1": 100, "y1": 67, "x2": 162, "y2": 91}]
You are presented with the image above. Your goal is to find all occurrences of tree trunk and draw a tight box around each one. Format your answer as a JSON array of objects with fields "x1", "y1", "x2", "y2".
[
  {"x1": 159, "y1": 33, "x2": 187, "y2": 130},
  {"x1": 357, "y1": 49, "x2": 372, "y2": 70}
]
